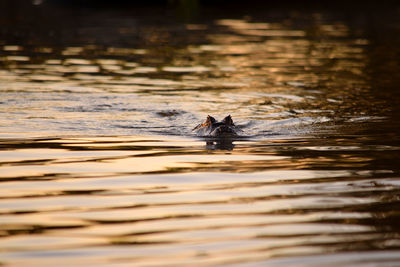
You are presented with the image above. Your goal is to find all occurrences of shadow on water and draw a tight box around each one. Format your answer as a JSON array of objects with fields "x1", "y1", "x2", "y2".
[
  {"x1": 205, "y1": 139, "x2": 235, "y2": 151},
  {"x1": 1, "y1": 0, "x2": 400, "y2": 266}
]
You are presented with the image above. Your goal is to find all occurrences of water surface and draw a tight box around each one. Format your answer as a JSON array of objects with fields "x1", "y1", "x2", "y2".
[{"x1": 1, "y1": 1, "x2": 400, "y2": 266}]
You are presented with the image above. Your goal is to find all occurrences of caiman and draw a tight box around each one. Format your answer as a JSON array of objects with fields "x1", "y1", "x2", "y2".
[{"x1": 193, "y1": 115, "x2": 238, "y2": 137}]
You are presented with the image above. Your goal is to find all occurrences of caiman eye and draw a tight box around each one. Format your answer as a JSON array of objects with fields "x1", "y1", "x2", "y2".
[
  {"x1": 206, "y1": 115, "x2": 216, "y2": 124},
  {"x1": 222, "y1": 115, "x2": 234, "y2": 126}
]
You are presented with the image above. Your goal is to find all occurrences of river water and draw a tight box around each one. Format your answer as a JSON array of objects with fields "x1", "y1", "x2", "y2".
[{"x1": 1, "y1": 1, "x2": 400, "y2": 266}]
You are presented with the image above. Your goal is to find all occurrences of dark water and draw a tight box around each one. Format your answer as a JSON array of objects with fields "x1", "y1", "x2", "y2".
[{"x1": 1, "y1": 1, "x2": 400, "y2": 266}]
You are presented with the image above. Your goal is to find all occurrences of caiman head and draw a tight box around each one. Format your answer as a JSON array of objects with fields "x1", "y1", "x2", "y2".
[{"x1": 193, "y1": 115, "x2": 238, "y2": 137}]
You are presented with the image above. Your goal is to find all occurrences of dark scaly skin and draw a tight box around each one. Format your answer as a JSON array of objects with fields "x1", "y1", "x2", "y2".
[{"x1": 193, "y1": 115, "x2": 238, "y2": 137}]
